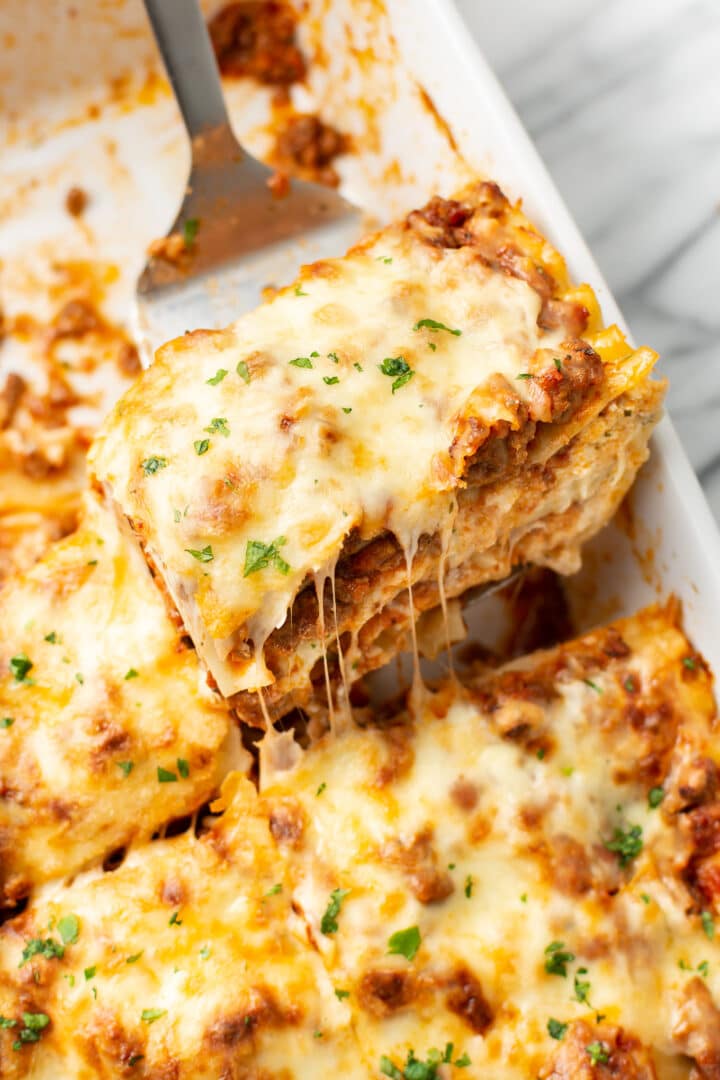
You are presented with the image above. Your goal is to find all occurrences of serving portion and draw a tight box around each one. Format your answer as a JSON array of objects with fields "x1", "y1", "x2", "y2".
[
  {"x1": 90, "y1": 180, "x2": 663, "y2": 725},
  {"x1": 0, "y1": 494, "x2": 242, "y2": 907},
  {"x1": 2, "y1": 604, "x2": 718, "y2": 1078}
]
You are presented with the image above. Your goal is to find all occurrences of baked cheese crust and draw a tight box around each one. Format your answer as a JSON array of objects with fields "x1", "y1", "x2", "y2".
[
  {"x1": 89, "y1": 181, "x2": 663, "y2": 722},
  {"x1": 2, "y1": 605, "x2": 718, "y2": 1078},
  {"x1": 0, "y1": 494, "x2": 244, "y2": 907}
]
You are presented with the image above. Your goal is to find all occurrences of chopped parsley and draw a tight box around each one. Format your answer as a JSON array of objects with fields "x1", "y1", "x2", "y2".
[
  {"x1": 413, "y1": 317, "x2": 462, "y2": 336},
  {"x1": 126, "y1": 951, "x2": 144, "y2": 964},
  {"x1": 290, "y1": 356, "x2": 313, "y2": 369},
  {"x1": 176, "y1": 757, "x2": 189, "y2": 778},
  {"x1": 554, "y1": 357, "x2": 564, "y2": 372},
  {"x1": 44, "y1": 631, "x2": 59, "y2": 643},
  {"x1": 342, "y1": 406, "x2": 352, "y2": 414},
  {"x1": 193, "y1": 438, "x2": 210, "y2": 455},
  {"x1": 583, "y1": 678, "x2": 602, "y2": 694},
  {"x1": 698, "y1": 960, "x2": 710, "y2": 977},
  {"x1": 316, "y1": 782, "x2": 326, "y2": 796},
  {"x1": 387, "y1": 925, "x2": 421, "y2": 961},
  {"x1": 185, "y1": 545, "x2": 214, "y2": 563},
  {"x1": 320, "y1": 887, "x2": 350, "y2": 935},
  {"x1": 328, "y1": 352, "x2": 340, "y2": 363},
  {"x1": 464, "y1": 874, "x2": 473, "y2": 898},
  {"x1": 380, "y1": 1045, "x2": 471, "y2": 1079},
  {"x1": 9, "y1": 654, "x2": 32, "y2": 682},
  {"x1": 19, "y1": 937, "x2": 64, "y2": 967},
  {"x1": 353, "y1": 361, "x2": 363, "y2": 372},
  {"x1": 84, "y1": 965, "x2": 96, "y2": 981},
  {"x1": 547, "y1": 1018, "x2": 567, "y2": 1040},
  {"x1": 702, "y1": 910, "x2": 715, "y2": 940},
  {"x1": 334, "y1": 989, "x2": 350, "y2": 1000},
  {"x1": 117, "y1": 760, "x2": 134, "y2": 777},
  {"x1": 0, "y1": 1017, "x2": 16, "y2": 1028},
  {"x1": 604, "y1": 823, "x2": 643, "y2": 867},
  {"x1": 683, "y1": 656, "x2": 697, "y2": 671},
  {"x1": 75, "y1": 672, "x2": 84, "y2": 685},
  {"x1": 0, "y1": 717, "x2": 14, "y2": 729},
  {"x1": 199, "y1": 945, "x2": 211, "y2": 960},
  {"x1": 624, "y1": 675, "x2": 637, "y2": 693},
  {"x1": 379, "y1": 356, "x2": 414, "y2": 393},
  {"x1": 128, "y1": 1055, "x2": 144, "y2": 1067},
  {"x1": 236, "y1": 359, "x2": 251, "y2": 383},
  {"x1": 264, "y1": 883, "x2": 282, "y2": 898},
  {"x1": 182, "y1": 218, "x2": 199, "y2": 248},
  {"x1": 516, "y1": 372, "x2": 534, "y2": 380},
  {"x1": 294, "y1": 285, "x2": 307, "y2": 296},
  {"x1": 57, "y1": 915, "x2": 79, "y2": 945},
  {"x1": 124, "y1": 668, "x2": 139, "y2": 680},
  {"x1": 141, "y1": 1008, "x2": 167, "y2": 1024},
  {"x1": 586, "y1": 1041, "x2": 610, "y2": 1066},
  {"x1": 648, "y1": 786, "x2": 665, "y2": 809},
  {"x1": 323, "y1": 375, "x2": 340, "y2": 385},
  {"x1": 141, "y1": 456, "x2": 168, "y2": 476},
  {"x1": 157, "y1": 766, "x2": 178, "y2": 783},
  {"x1": 573, "y1": 967, "x2": 592, "y2": 1005},
  {"x1": 12, "y1": 1012, "x2": 50, "y2": 1049},
  {"x1": 244, "y1": 537, "x2": 290, "y2": 577},
  {"x1": 206, "y1": 368, "x2": 228, "y2": 385},
  {"x1": 544, "y1": 941, "x2": 575, "y2": 977},
  {"x1": 205, "y1": 417, "x2": 230, "y2": 437},
  {"x1": 168, "y1": 911, "x2": 182, "y2": 926},
  {"x1": 376, "y1": 256, "x2": 392, "y2": 264}
]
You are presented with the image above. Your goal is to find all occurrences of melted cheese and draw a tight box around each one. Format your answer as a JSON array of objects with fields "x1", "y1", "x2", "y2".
[
  {"x1": 0, "y1": 493, "x2": 244, "y2": 904},
  {"x1": 261, "y1": 606, "x2": 720, "y2": 1079},
  {"x1": 89, "y1": 181, "x2": 660, "y2": 700}
]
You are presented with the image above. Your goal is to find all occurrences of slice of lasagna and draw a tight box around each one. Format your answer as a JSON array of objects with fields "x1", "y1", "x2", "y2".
[
  {"x1": 0, "y1": 494, "x2": 243, "y2": 908},
  {"x1": 90, "y1": 180, "x2": 664, "y2": 724},
  {"x1": 0, "y1": 778, "x2": 366, "y2": 1079},
  {"x1": 262, "y1": 604, "x2": 720, "y2": 1080}
]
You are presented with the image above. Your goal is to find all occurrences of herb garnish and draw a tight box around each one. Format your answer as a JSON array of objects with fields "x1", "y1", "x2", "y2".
[
  {"x1": 544, "y1": 941, "x2": 575, "y2": 977},
  {"x1": 9, "y1": 654, "x2": 32, "y2": 682},
  {"x1": 379, "y1": 356, "x2": 414, "y2": 393},
  {"x1": 124, "y1": 668, "x2": 139, "y2": 681},
  {"x1": 413, "y1": 318, "x2": 462, "y2": 336},
  {"x1": 244, "y1": 537, "x2": 290, "y2": 577},
  {"x1": 380, "y1": 1044, "x2": 471, "y2": 1079},
  {"x1": 141, "y1": 1008, "x2": 167, "y2": 1024},
  {"x1": 205, "y1": 417, "x2": 230, "y2": 437},
  {"x1": 236, "y1": 360, "x2": 251, "y2": 383},
  {"x1": 194, "y1": 439, "x2": 210, "y2": 455},
  {"x1": 157, "y1": 767, "x2": 178, "y2": 783},
  {"x1": 573, "y1": 968, "x2": 592, "y2": 1005},
  {"x1": 387, "y1": 925, "x2": 421, "y2": 961},
  {"x1": 57, "y1": 915, "x2": 80, "y2": 945},
  {"x1": 1, "y1": 717, "x2": 14, "y2": 729},
  {"x1": 142, "y1": 456, "x2": 168, "y2": 476},
  {"x1": 648, "y1": 787, "x2": 665, "y2": 809},
  {"x1": 117, "y1": 760, "x2": 134, "y2": 777},
  {"x1": 290, "y1": 356, "x2": 313, "y2": 369},
  {"x1": 323, "y1": 376, "x2": 340, "y2": 385},
  {"x1": 186, "y1": 545, "x2": 214, "y2": 563},
  {"x1": 177, "y1": 758, "x2": 189, "y2": 778},
  {"x1": 19, "y1": 937, "x2": 64, "y2": 967},
  {"x1": 586, "y1": 1042, "x2": 610, "y2": 1066},
  {"x1": 547, "y1": 1019, "x2": 567, "y2": 1040},
  {"x1": 604, "y1": 823, "x2": 643, "y2": 867},
  {"x1": 464, "y1": 875, "x2": 473, "y2": 898},
  {"x1": 320, "y1": 887, "x2": 350, "y2": 935},
  {"x1": 11, "y1": 1012, "x2": 50, "y2": 1050},
  {"x1": 702, "y1": 910, "x2": 715, "y2": 940},
  {"x1": 183, "y1": 218, "x2": 199, "y2": 249},
  {"x1": 206, "y1": 369, "x2": 228, "y2": 385}
]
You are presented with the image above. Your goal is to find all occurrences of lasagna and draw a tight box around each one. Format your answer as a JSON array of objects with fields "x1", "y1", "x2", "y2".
[
  {"x1": 0, "y1": 493, "x2": 243, "y2": 908},
  {"x1": 90, "y1": 180, "x2": 664, "y2": 725},
  {"x1": 2, "y1": 605, "x2": 719, "y2": 1078}
]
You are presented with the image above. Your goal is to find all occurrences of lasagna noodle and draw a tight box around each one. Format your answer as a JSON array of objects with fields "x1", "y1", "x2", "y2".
[
  {"x1": 2, "y1": 605, "x2": 719, "y2": 1079},
  {"x1": 261, "y1": 603, "x2": 720, "y2": 1080},
  {"x1": 0, "y1": 493, "x2": 244, "y2": 906},
  {"x1": 89, "y1": 180, "x2": 664, "y2": 718}
]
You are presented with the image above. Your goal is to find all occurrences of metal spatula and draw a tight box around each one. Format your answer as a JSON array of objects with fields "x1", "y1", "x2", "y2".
[{"x1": 135, "y1": 0, "x2": 367, "y2": 361}]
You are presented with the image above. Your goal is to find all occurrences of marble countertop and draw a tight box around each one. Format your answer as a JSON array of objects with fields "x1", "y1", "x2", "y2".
[{"x1": 458, "y1": 0, "x2": 720, "y2": 521}]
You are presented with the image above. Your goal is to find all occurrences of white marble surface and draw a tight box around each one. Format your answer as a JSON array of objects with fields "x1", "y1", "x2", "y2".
[{"x1": 458, "y1": 0, "x2": 720, "y2": 521}]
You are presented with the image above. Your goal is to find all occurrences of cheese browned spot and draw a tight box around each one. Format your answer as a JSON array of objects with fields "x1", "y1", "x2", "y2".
[
  {"x1": 0, "y1": 493, "x2": 243, "y2": 905},
  {"x1": 90, "y1": 179, "x2": 664, "y2": 724}
]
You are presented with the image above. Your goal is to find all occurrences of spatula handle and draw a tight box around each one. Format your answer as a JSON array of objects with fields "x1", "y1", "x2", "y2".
[{"x1": 143, "y1": 0, "x2": 232, "y2": 142}]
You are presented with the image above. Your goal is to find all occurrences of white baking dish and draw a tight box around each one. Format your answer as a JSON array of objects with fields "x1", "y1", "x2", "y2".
[{"x1": 1, "y1": 0, "x2": 719, "y2": 670}]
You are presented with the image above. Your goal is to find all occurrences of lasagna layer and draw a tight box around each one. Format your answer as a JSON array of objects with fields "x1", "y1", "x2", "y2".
[
  {"x1": 2, "y1": 604, "x2": 718, "y2": 1078},
  {"x1": 261, "y1": 603, "x2": 720, "y2": 1080},
  {"x1": 0, "y1": 494, "x2": 243, "y2": 907},
  {"x1": 90, "y1": 180, "x2": 663, "y2": 715}
]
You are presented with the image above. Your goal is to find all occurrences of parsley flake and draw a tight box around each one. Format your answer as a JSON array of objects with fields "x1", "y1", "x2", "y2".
[
  {"x1": 236, "y1": 359, "x2": 251, "y2": 383},
  {"x1": 116, "y1": 760, "x2": 134, "y2": 777},
  {"x1": 19, "y1": 937, "x2": 64, "y2": 967},
  {"x1": 199, "y1": 946, "x2": 211, "y2": 960},
  {"x1": 244, "y1": 537, "x2": 290, "y2": 577},
  {"x1": 648, "y1": 786, "x2": 665, "y2": 809},
  {"x1": 194, "y1": 438, "x2": 210, "y2": 455},
  {"x1": 379, "y1": 356, "x2": 414, "y2": 393},
  {"x1": 544, "y1": 941, "x2": 575, "y2": 977},
  {"x1": 323, "y1": 375, "x2": 340, "y2": 385},
  {"x1": 353, "y1": 361, "x2": 363, "y2": 372},
  {"x1": 583, "y1": 678, "x2": 602, "y2": 694},
  {"x1": 157, "y1": 767, "x2": 178, "y2": 783},
  {"x1": 547, "y1": 1018, "x2": 568, "y2": 1040},
  {"x1": 264, "y1": 883, "x2": 282, "y2": 898},
  {"x1": 205, "y1": 417, "x2": 230, "y2": 437},
  {"x1": 0, "y1": 1017, "x2": 16, "y2": 1028},
  {"x1": 206, "y1": 368, "x2": 228, "y2": 385},
  {"x1": 176, "y1": 757, "x2": 189, "y2": 778},
  {"x1": 182, "y1": 218, "x2": 199, "y2": 248},
  {"x1": 169, "y1": 911, "x2": 182, "y2": 926},
  {"x1": 84, "y1": 965, "x2": 96, "y2": 981},
  {"x1": 683, "y1": 656, "x2": 697, "y2": 671},
  {"x1": 702, "y1": 910, "x2": 715, "y2": 940},
  {"x1": 13, "y1": 1011, "x2": 50, "y2": 1047},
  {"x1": 516, "y1": 372, "x2": 534, "y2": 380},
  {"x1": 294, "y1": 285, "x2": 307, "y2": 296},
  {"x1": 604, "y1": 823, "x2": 643, "y2": 867},
  {"x1": 380, "y1": 1046, "x2": 470, "y2": 1079},
  {"x1": 342, "y1": 406, "x2": 352, "y2": 414},
  {"x1": 44, "y1": 631, "x2": 59, "y2": 643},
  {"x1": 57, "y1": 915, "x2": 79, "y2": 945},
  {"x1": 334, "y1": 989, "x2": 350, "y2": 1000},
  {"x1": 573, "y1": 967, "x2": 592, "y2": 1005},
  {"x1": 124, "y1": 668, "x2": 139, "y2": 681},
  {"x1": 464, "y1": 875, "x2": 473, "y2": 898},
  {"x1": 413, "y1": 317, "x2": 462, "y2": 336},
  {"x1": 554, "y1": 357, "x2": 564, "y2": 372},
  {"x1": 320, "y1": 887, "x2": 350, "y2": 935},
  {"x1": 9, "y1": 654, "x2": 32, "y2": 682},
  {"x1": 289, "y1": 356, "x2": 313, "y2": 368},
  {"x1": 141, "y1": 1008, "x2": 167, "y2": 1024},
  {"x1": 316, "y1": 782, "x2": 326, "y2": 796},
  {"x1": 586, "y1": 1041, "x2": 610, "y2": 1066},
  {"x1": 1, "y1": 717, "x2": 14, "y2": 729},
  {"x1": 387, "y1": 925, "x2": 421, "y2": 961},
  {"x1": 126, "y1": 951, "x2": 144, "y2": 964},
  {"x1": 185, "y1": 545, "x2": 214, "y2": 563},
  {"x1": 142, "y1": 456, "x2": 168, "y2": 476}
]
